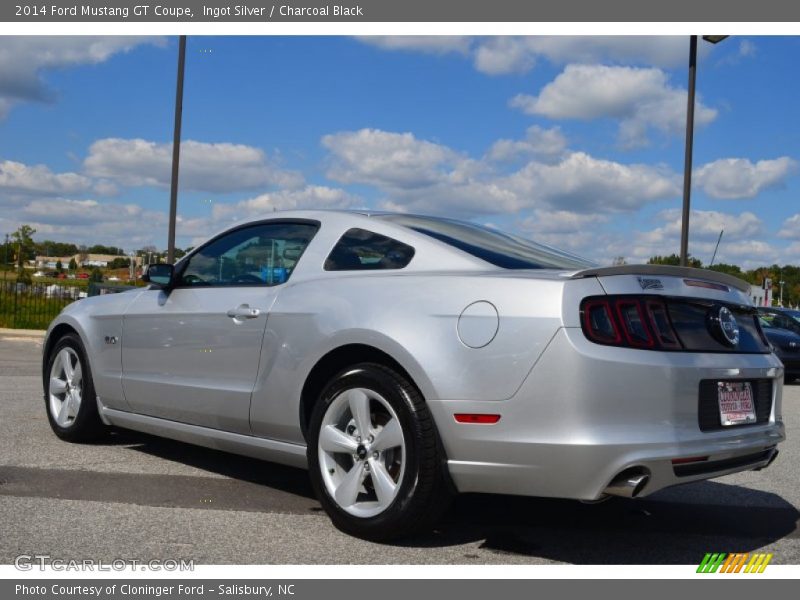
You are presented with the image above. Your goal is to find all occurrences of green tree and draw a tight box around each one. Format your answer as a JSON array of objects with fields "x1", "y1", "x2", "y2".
[
  {"x1": 109, "y1": 257, "x2": 130, "y2": 269},
  {"x1": 89, "y1": 268, "x2": 103, "y2": 283},
  {"x1": 11, "y1": 225, "x2": 36, "y2": 268},
  {"x1": 35, "y1": 240, "x2": 78, "y2": 257},
  {"x1": 16, "y1": 268, "x2": 32, "y2": 285},
  {"x1": 648, "y1": 254, "x2": 702, "y2": 268},
  {"x1": 706, "y1": 263, "x2": 743, "y2": 278},
  {"x1": 88, "y1": 245, "x2": 123, "y2": 255},
  {"x1": 55, "y1": 260, "x2": 63, "y2": 272},
  {"x1": 68, "y1": 257, "x2": 78, "y2": 271}
]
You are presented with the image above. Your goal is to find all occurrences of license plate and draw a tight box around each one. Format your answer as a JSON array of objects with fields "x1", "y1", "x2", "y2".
[{"x1": 717, "y1": 381, "x2": 756, "y2": 426}]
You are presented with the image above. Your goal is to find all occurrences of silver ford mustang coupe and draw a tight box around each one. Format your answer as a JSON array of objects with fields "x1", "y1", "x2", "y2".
[{"x1": 43, "y1": 210, "x2": 785, "y2": 540}]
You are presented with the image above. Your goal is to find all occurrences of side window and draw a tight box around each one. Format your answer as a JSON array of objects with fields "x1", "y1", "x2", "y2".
[
  {"x1": 324, "y1": 228, "x2": 415, "y2": 271},
  {"x1": 775, "y1": 314, "x2": 800, "y2": 334},
  {"x1": 178, "y1": 222, "x2": 318, "y2": 287}
]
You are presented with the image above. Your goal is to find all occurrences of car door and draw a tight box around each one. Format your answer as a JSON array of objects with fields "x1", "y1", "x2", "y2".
[{"x1": 120, "y1": 220, "x2": 319, "y2": 434}]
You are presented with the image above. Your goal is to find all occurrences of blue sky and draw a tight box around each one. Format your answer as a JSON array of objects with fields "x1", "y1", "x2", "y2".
[{"x1": 0, "y1": 35, "x2": 798, "y2": 267}]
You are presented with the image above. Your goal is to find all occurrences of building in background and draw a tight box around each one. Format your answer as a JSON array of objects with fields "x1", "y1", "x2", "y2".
[
  {"x1": 750, "y1": 278, "x2": 773, "y2": 307},
  {"x1": 33, "y1": 254, "x2": 144, "y2": 269}
]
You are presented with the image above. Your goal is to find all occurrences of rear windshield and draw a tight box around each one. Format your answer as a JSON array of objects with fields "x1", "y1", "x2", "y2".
[{"x1": 378, "y1": 214, "x2": 595, "y2": 270}]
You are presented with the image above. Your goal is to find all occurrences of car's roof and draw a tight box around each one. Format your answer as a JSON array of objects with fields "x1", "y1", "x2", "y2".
[{"x1": 759, "y1": 306, "x2": 800, "y2": 314}]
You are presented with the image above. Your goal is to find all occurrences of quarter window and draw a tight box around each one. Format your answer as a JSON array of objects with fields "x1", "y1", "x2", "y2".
[
  {"x1": 178, "y1": 221, "x2": 318, "y2": 287},
  {"x1": 324, "y1": 228, "x2": 415, "y2": 271}
]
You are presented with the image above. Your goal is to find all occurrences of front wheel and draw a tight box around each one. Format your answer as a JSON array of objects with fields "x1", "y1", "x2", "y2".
[
  {"x1": 44, "y1": 333, "x2": 106, "y2": 442},
  {"x1": 307, "y1": 363, "x2": 452, "y2": 541}
]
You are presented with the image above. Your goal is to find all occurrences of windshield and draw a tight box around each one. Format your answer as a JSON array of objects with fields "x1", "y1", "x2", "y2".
[{"x1": 378, "y1": 214, "x2": 596, "y2": 270}]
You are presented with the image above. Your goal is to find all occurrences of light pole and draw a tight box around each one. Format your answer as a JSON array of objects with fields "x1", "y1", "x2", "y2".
[
  {"x1": 679, "y1": 35, "x2": 728, "y2": 267},
  {"x1": 167, "y1": 35, "x2": 187, "y2": 265},
  {"x1": 3, "y1": 234, "x2": 8, "y2": 282}
]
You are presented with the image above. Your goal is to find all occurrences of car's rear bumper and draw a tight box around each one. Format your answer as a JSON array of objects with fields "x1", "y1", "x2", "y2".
[{"x1": 429, "y1": 327, "x2": 786, "y2": 500}]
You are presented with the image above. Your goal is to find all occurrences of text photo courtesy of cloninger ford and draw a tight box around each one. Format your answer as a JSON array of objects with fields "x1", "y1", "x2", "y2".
[{"x1": 0, "y1": 34, "x2": 799, "y2": 568}]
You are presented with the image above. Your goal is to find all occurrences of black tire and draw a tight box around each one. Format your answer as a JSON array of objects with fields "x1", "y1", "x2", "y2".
[
  {"x1": 307, "y1": 363, "x2": 453, "y2": 541},
  {"x1": 43, "y1": 332, "x2": 106, "y2": 442}
]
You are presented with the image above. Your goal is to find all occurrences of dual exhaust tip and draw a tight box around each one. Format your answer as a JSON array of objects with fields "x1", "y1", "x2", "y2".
[
  {"x1": 602, "y1": 448, "x2": 778, "y2": 498},
  {"x1": 603, "y1": 468, "x2": 650, "y2": 499}
]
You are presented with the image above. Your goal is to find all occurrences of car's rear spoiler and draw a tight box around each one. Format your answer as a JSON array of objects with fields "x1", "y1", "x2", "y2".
[{"x1": 569, "y1": 264, "x2": 751, "y2": 293}]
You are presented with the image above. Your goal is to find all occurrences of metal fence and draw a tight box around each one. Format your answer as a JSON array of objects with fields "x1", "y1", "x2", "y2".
[{"x1": 0, "y1": 279, "x2": 137, "y2": 330}]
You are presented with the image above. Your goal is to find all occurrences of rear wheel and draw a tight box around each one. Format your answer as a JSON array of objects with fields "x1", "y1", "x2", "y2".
[
  {"x1": 44, "y1": 333, "x2": 106, "y2": 442},
  {"x1": 307, "y1": 363, "x2": 452, "y2": 541}
]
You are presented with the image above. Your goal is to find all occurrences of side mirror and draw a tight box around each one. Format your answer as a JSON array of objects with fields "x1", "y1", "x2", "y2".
[{"x1": 142, "y1": 264, "x2": 175, "y2": 288}]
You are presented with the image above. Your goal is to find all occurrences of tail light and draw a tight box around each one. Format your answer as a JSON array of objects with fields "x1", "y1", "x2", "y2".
[
  {"x1": 581, "y1": 296, "x2": 682, "y2": 350},
  {"x1": 582, "y1": 295, "x2": 770, "y2": 353}
]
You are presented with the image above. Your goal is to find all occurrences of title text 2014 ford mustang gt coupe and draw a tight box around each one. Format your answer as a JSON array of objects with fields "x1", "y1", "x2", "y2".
[{"x1": 43, "y1": 211, "x2": 784, "y2": 540}]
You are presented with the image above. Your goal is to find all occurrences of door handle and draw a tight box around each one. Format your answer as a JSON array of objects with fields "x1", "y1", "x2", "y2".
[{"x1": 226, "y1": 304, "x2": 261, "y2": 320}]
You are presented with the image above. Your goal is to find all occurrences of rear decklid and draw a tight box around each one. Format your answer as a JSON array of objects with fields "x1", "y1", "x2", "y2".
[{"x1": 570, "y1": 264, "x2": 750, "y2": 297}]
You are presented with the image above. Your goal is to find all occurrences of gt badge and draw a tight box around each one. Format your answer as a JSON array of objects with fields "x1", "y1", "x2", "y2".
[{"x1": 637, "y1": 277, "x2": 663, "y2": 290}]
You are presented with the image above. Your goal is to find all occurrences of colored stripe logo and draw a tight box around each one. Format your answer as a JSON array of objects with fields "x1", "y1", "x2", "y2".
[{"x1": 697, "y1": 552, "x2": 773, "y2": 573}]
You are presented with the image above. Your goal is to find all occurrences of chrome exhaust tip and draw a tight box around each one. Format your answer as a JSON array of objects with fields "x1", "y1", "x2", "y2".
[{"x1": 604, "y1": 469, "x2": 650, "y2": 498}]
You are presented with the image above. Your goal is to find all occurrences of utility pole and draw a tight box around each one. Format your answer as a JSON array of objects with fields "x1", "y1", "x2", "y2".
[
  {"x1": 679, "y1": 35, "x2": 728, "y2": 267},
  {"x1": 3, "y1": 234, "x2": 8, "y2": 282},
  {"x1": 679, "y1": 35, "x2": 698, "y2": 267},
  {"x1": 167, "y1": 35, "x2": 187, "y2": 265}
]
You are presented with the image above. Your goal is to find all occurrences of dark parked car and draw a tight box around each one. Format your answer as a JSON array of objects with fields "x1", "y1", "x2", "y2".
[
  {"x1": 757, "y1": 306, "x2": 800, "y2": 336},
  {"x1": 759, "y1": 317, "x2": 800, "y2": 382}
]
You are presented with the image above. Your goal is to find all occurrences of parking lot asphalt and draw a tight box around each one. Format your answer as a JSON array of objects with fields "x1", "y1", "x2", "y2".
[{"x1": 1, "y1": 335, "x2": 798, "y2": 565}]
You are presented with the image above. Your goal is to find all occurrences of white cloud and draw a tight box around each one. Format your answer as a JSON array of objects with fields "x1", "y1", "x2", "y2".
[
  {"x1": 511, "y1": 64, "x2": 717, "y2": 147},
  {"x1": 474, "y1": 36, "x2": 694, "y2": 75},
  {"x1": 473, "y1": 37, "x2": 540, "y2": 75},
  {"x1": 516, "y1": 209, "x2": 610, "y2": 259},
  {"x1": 0, "y1": 159, "x2": 91, "y2": 197},
  {"x1": 486, "y1": 125, "x2": 567, "y2": 163},
  {"x1": 638, "y1": 209, "x2": 764, "y2": 244},
  {"x1": 211, "y1": 185, "x2": 361, "y2": 221},
  {"x1": 359, "y1": 36, "x2": 696, "y2": 75},
  {"x1": 520, "y1": 209, "x2": 609, "y2": 234},
  {"x1": 694, "y1": 157, "x2": 798, "y2": 199},
  {"x1": 1, "y1": 197, "x2": 171, "y2": 250},
  {"x1": 717, "y1": 39, "x2": 757, "y2": 67},
  {"x1": 20, "y1": 198, "x2": 143, "y2": 226},
  {"x1": 322, "y1": 129, "x2": 463, "y2": 188},
  {"x1": 778, "y1": 214, "x2": 800, "y2": 239},
  {"x1": 739, "y1": 40, "x2": 757, "y2": 58},
  {"x1": 782, "y1": 241, "x2": 800, "y2": 259},
  {"x1": 502, "y1": 152, "x2": 679, "y2": 213},
  {"x1": 621, "y1": 208, "x2": 775, "y2": 268},
  {"x1": 0, "y1": 37, "x2": 164, "y2": 118},
  {"x1": 320, "y1": 128, "x2": 679, "y2": 217},
  {"x1": 84, "y1": 138, "x2": 304, "y2": 193}
]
